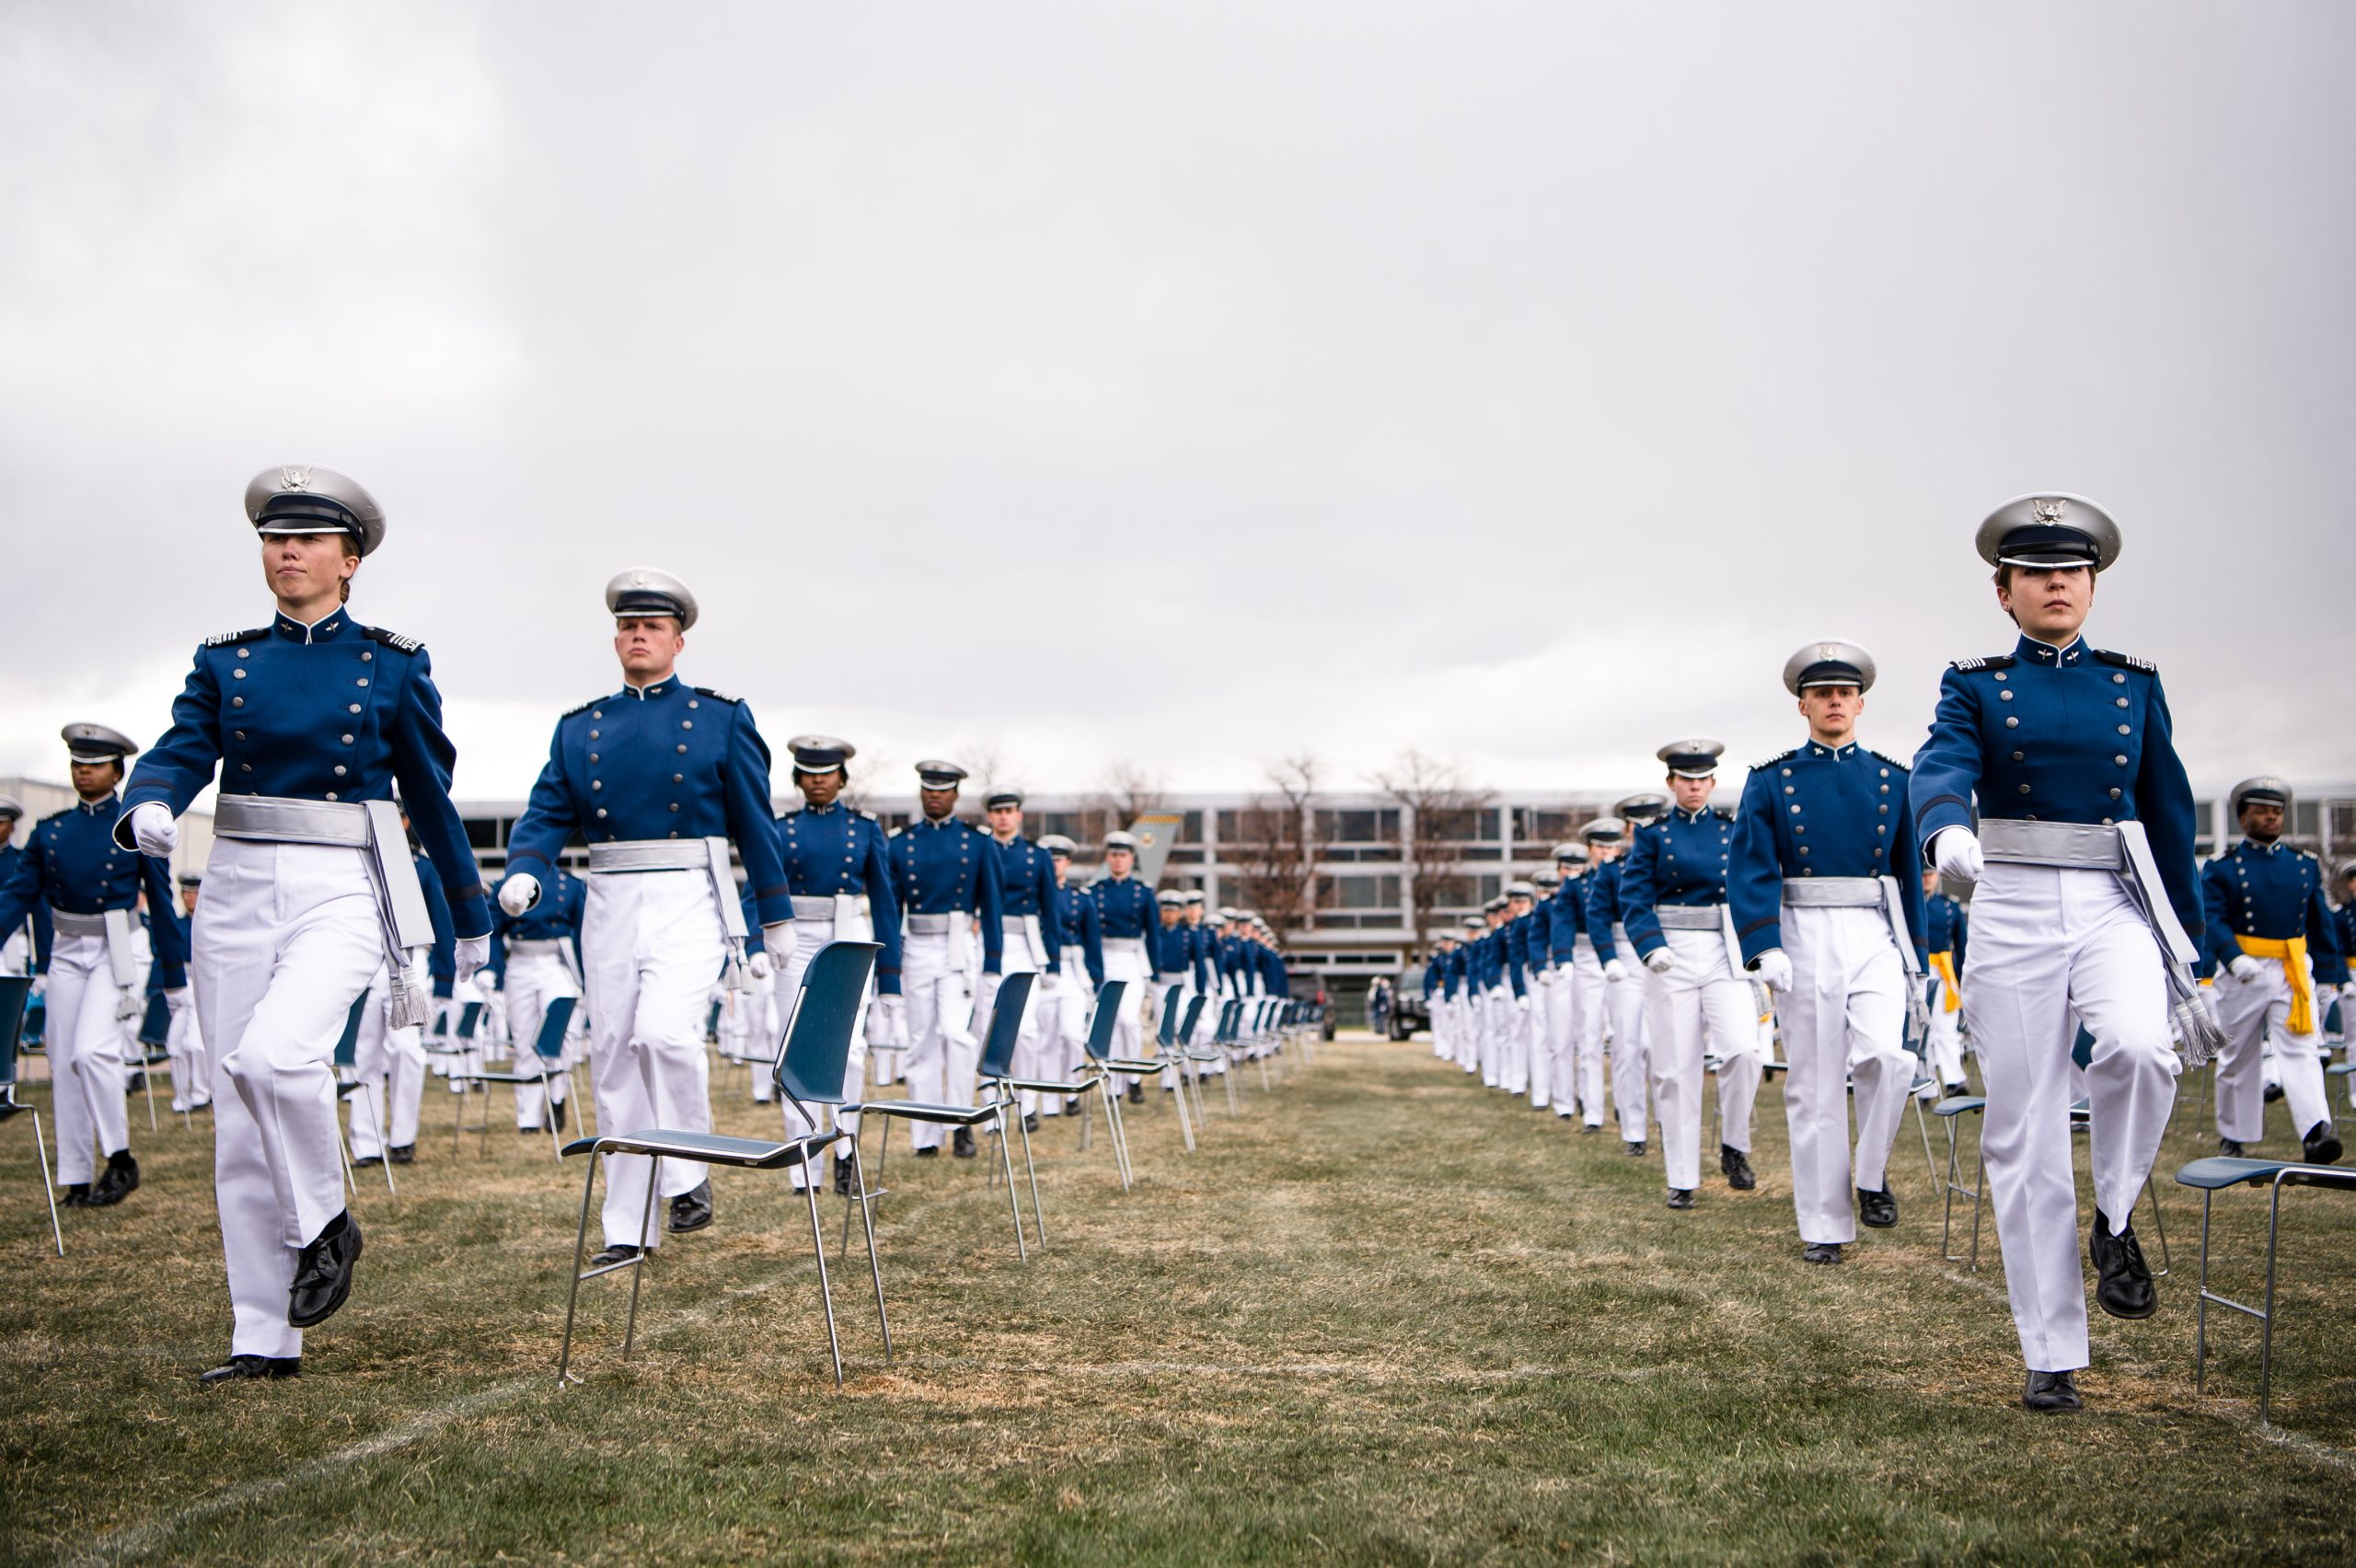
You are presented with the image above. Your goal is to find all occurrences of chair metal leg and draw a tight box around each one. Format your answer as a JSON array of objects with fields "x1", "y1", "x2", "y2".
[
  {"x1": 802, "y1": 1168, "x2": 845, "y2": 1387},
  {"x1": 621, "y1": 1155, "x2": 660, "y2": 1362},
  {"x1": 1011, "y1": 1088, "x2": 1047, "y2": 1248},
  {"x1": 1168, "y1": 1054, "x2": 1195, "y2": 1155},
  {"x1": 1222, "y1": 1056, "x2": 1242, "y2": 1115},
  {"x1": 354, "y1": 1084, "x2": 396, "y2": 1194},
  {"x1": 2259, "y1": 1177, "x2": 2287, "y2": 1426},
  {"x1": 996, "y1": 1101, "x2": 1030, "y2": 1262},
  {"x1": 847, "y1": 1137, "x2": 891, "y2": 1364},
  {"x1": 1100, "y1": 1076, "x2": 1134, "y2": 1190},
  {"x1": 2193, "y1": 1188, "x2": 2214, "y2": 1393},
  {"x1": 139, "y1": 1059, "x2": 158, "y2": 1135},
  {"x1": 31, "y1": 1111, "x2": 63, "y2": 1256},
  {"x1": 544, "y1": 1069, "x2": 565, "y2": 1161},
  {"x1": 556, "y1": 1151, "x2": 601, "y2": 1387},
  {"x1": 1911, "y1": 1093, "x2": 1938, "y2": 1196}
]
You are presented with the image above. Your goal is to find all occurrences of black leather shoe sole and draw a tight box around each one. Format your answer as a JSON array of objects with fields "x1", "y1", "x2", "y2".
[
  {"x1": 1858, "y1": 1188, "x2": 1898, "y2": 1228},
  {"x1": 288, "y1": 1214, "x2": 363, "y2": 1329},
  {"x1": 200, "y1": 1355, "x2": 301, "y2": 1388}
]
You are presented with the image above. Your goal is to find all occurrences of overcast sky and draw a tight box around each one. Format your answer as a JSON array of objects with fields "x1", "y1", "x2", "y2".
[{"x1": 5, "y1": 3, "x2": 2351, "y2": 809}]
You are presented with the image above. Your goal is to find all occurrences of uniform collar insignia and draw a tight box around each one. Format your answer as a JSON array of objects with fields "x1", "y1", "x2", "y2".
[
  {"x1": 620, "y1": 681, "x2": 668, "y2": 699},
  {"x1": 2015, "y1": 632, "x2": 2086, "y2": 665},
  {"x1": 275, "y1": 610, "x2": 347, "y2": 644},
  {"x1": 75, "y1": 792, "x2": 119, "y2": 815}
]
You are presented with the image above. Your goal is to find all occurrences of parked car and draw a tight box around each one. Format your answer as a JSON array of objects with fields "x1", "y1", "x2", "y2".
[
  {"x1": 1389, "y1": 966, "x2": 1431, "y2": 1040},
  {"x1": 1286, "y1": 971, "x2": 1337, "y2": 1041}
]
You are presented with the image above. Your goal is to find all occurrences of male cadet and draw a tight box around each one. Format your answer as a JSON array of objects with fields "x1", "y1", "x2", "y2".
[
  {"x1": 1588, "y1": 801, "x2": 1665, "y2": 1155},
  {"x1": 1730, "y1": 640, "x2": 1927, "y2": 1263},
  {"x1": 0, "y1": 797, "x2": 52, "y2": 978},
  {"x1": 1472, "y1": 894, "x2": 1509, "y2": 1087},
  {"x1": 1040, "y1": 835, "x2": 1104, "y2": 1100},
  {"x1": 1620, "y1": 744, "x2": 1765, "y2": 1209},
  {"x1": 982, "y1": 789, "x2": 1063, "y2": 1124},
  {"x1": 1090, "y1": 830, "x2": 1161, "y2": 1102},
  {"x1": 1547, "y1": 845, "x2": 1608, "y2": 1128},
  {"x1": 1913, "y1": 494, "x2": 2206, "y2": 1412},
  {"x1": 0, "y1": 726, "x2": 186, "y2": 1207},
  {"x1": 499, "y1": 571, "x2": 791, "y2": 1267},
  {"x1": 1922, "y1": 870, "x2": 1970, "y2": 1095},
  {"x1": 769, "y1": 738, "x2": 902, "y2": 1191},
  {"x1": 1180, "y1": 892, "x2": 1221, "y2": 1061},
  {"x1": 165, "y1": 873, "x2": 210, "y2": 1112},
  {"x1": 1498, "y1": 881, "x2": 1541, "y2": 1101},
  {"x1": 487, "y1": 860, "x2": 586, "y2": 1133},
  {"x1": 1526, "y1": 869, "x2": 1567, "y2": 1113},
  {"x1": 891, "y1": 761, "x2": 1004, "y2": 1157},
  {"x1": 2202, "y1": 777, "x2": 2345, "y2": 1163}
]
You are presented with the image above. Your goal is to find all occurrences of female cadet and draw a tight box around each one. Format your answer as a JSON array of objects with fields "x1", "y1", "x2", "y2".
[
  {"x1": 119, "y1": 465, "x2": 490, "y2": 1385},
  {"x1": 1911, "y1": 493, "x2": 2210, "y2": 1413}
]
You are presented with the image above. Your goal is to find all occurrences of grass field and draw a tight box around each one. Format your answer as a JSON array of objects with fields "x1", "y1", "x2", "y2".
[{"x1": 5, "y1": 1033, "x2": 2353, "y2": 1565}]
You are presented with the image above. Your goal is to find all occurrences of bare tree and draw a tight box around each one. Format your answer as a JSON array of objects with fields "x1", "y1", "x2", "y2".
[
  {"x1": 1090, "y1": 758, "x2": 1169, "y2": 825},
  {"x1": 1371, "y1": 747, "x2": 1494, "y2": 952},
  {"x1": 1228, "y1": 754, "x2": 1327, "y2": 940}
]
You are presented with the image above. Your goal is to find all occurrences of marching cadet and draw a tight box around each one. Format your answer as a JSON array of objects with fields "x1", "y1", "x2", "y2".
[
  {"x1": 1499, "y1": 881, "x2": 1539, "y2": 1100},
  {"x1": 1620, "y1": 746, "x2": 1765, "y2": 1209},
  {"x1": 891, "y1": 761, "x2": 1004, "y2": 1157},
  {"x1": 1091, "y1": 831, "x2": 1161, "y2": 1101},
  {"x1": 1547, "y1": 844, "x2": 1608, "y2": 1128},
  {"x1": 2202, "y1": 777, "x2": 2344, "y2": 1163},
  {"x1": 487, "y1": 860, "x2": 586, "y2": 1133},
  {"x1": 1476, "y1": 894, "x2": 1509, "y2": 1087},
  {"x1": 1527, "y1": 868, "x2": 1568, "y2": 1114},
  {"x1": 1180, "y1": 892, "x2": 1222, "y2": 1066},
  {"x1": 119, "y1": 465, "x2": 490, "y2": 1383},
  {"x1": 499, "y1": 570, "x2": 789, "y2": 1264},
  {"x1": 1587, "y1": 801, "x2": 1664, "y2": 1155},
  {"x1": 0, "y1": 725, "x2": 187, "y2": 1208},
  {"x1": 1424, "y1": 933, "x2": 1457, "y2": 1060},
  {"x1": 1921, "y1": 869, "x2": 1970, "y2": 1096},
  {"x1": 0, "y1": 797, "x2": 52, "y2": 978},
  {"x1": 982, "y1": 790, "x2": 1063, "y2": 1124},
  {"x1": 1912, "y1": 493, "x2": 2210, "y2": 1412},
  {"x1": 768, "y1": 738, "x2": 903, "y2": 1191},
  {"x1": 1449, "y1": 915, "x2": 1484, "y2": 1073},
  {"x1": 1729, "y1": 640, "x2": 1927, "y2": 1263},
  {"x1": 165, "y1": 873, "x2": 210, "y2": 1113},
  {"x1": 1040, "y1": 834, "x2": 1103, "y2": 1100}
]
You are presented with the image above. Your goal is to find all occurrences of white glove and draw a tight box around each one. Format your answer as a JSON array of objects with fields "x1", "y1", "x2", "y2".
[
  {"x1": 1931, "y1": 826, "x2": 1983, "y2": 883},
  {"x1": 1039, "y1": 969, "x2": 1059, "y2": 995},
  {"x1": 1644, "y1": 947, "x2": 1676, "y2": 976},
  {"x1": 1751, "y1": 950, "x2": 1794, "y2": 994},
  {"x1": 497, "y1": 873, "x2": 540, "y2": 917},
  {"x1": 2228, "y1": 954, "x2": 2265, "y2": 984},
  {"x1": 1604, "y1": 958, "x2": 1630, "y2": 985},
  {"x1": 865, "y1": 993, "x2": 907, "y2": 1048},
  {"x1": 27, "y1": 975, "x2": 44, "y2": 1003},
  {"x1": 753, "y1": 923, "x2": 793, "y2": 983},
  {"x1": 454, "y1": 935, "x2": 489, "y2": 986},
  {"x1": 747, "y1": 949, "x2": 773, "y2": 982},
  {"x1": 1515, "y1": 993, "x2": 1532, "y2": 1015},
  {"x1": 129, "y1": 801, "x2": 177, "y2": 858}
]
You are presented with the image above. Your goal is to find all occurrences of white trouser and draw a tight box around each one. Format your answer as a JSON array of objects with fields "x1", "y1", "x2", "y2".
[
  {"x1": 1453, "y1": 996, "x2": 1479, "y2": 1073},
  {"x1": 1643, "y1": 928, "x2": 1763, "y2": 1192},
  {"x1": 776, "y1": 911, "x2": 872, "y2": 1182},
  {"x1": 1050, "y1": 951, "x2": 1093, "y2": 1090},
  {"x1": 903, "y1": 928, "x2": 977, "y2": 1148},
  {"x1": 41, "y1": 932, "x2": 133, "y2": 1184},
  {"x1": 1535, "y1": 967, "x2": 1575, "y2": 1113},
  {"x1": 1567, "y1": 948, "x2": 1608, "y2": 1124},
  {"x1": 349, "y1": 966, "x2": 426, "y2": 1160},
  {"x1": 195, "y1": 837, "x2": 386, "y2": 1360},
  {"x1": 1923, "y1": 974, "x2": 1968, "y2": 1087},
  {"x1": 583, "y1": 869, "x2": 720, "y2": 1250},
  {"x1": 1602, "y1": 960, "x2": 1651, "y2": 1141},
  {"x1": 2212, "y1": 955, "x2": 2331, "y2": 1144},
  {"x1": 1779, "y1": 905, "x2": 1912, "y2": 1245},
  {"x1": 1478, "y1": 986, "x2": 1505, "y2": 1086},
  {"x1": 1967, "y1": 861, "x2": 2178, "y2": 1374},
  {"x1": 1504, "y1": 986, "x2": 1531, "y2": 1096},
  {"x1": 1102, "y1": 938, "x2": 1149, "y2": 1086},
  {"x1": 165, "y1": 985, "x2": 209, "y2": 1110},
  {"x1": 983, "y1": 918, "x2": 1054, "y2": 1114},
  {"x1": 502, "y1": 950, "x2": 583, "y2": 1127},
  {"x1": 1430, "y1": 991, "x2": 1449, "y2": 1056}
]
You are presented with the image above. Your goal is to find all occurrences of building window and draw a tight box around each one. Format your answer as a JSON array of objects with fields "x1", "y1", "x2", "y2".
[
  {"x1": 1314, "y1": 808, "x2": 1401, "y2": 844},
  {"x1": 1319, "y1": 873, "x2": 1401, "y2": 911}
]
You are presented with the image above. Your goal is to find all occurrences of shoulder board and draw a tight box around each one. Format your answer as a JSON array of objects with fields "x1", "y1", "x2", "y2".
[
  {"x1": 362, "y1": 626, "x2": 423, "y2": 654},
  {"x1": 691, "y1": 686, "x2": 741, "y2": 704},
  {"x1": 204, "y1": 625, "x2": 270, "y2": 648},
  {"x1": 859, "y1": 809, "x2": 879, "y2": 822},
  {"x1": 560, "y1": 697, "x2": 602, "y2": 719},
  {"x1": 1948, "y1": 654, "x2": 2016, "y2": 673},
  {"x1": 1753, "y1": 747, "x2": 1797, "y2": 769},
  {"x1": 1867, "y1": 748, "x2": 1910, "y2": 772},
  {"x1": 2092, "y1": 648, "x2": 2155, "y2": 674}
]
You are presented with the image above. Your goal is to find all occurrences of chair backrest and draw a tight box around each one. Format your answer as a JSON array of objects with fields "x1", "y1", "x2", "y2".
[
  {"x1": 1156, "y1": 985, "x2": 1184, "y2": 1048},
  {"x1": 137, "y1": 991, "x2": 172, "y2": 1048},
  {"x1": 1217, "y1": 998, "x2": 1242, "y2": 1043},
  {"x1": 332, "y1": 993, "x2": 369, "y2": 1070},
  {"x1": 704, "y1": 997, "x2": 723, "y2": 1040},
  {"x1": 773, "y1": 941, "x2": 881, "y2": 1107},
  {"x1": 18, "y1": 991, "x2": 40, "y2": 1048},
  {"x1": 977, "y1": 972, "x2": 1035, "y2": 1079},
  {"x1": 1180, "y1": 994, "x2": 1206, "y2": 1043},
  {"x1": 1080, "y1": 980, "x2": 1130, "y2": 1063},
  {"x1": 457, "y1": 1000, "x2": 483, "y2": 1039},
  {"x1": 0, "y1": 975, "x2": 30, "y2": 1091},
  {"x1": 529, "y1": 995, "x2": 577, "y2": 1063}
]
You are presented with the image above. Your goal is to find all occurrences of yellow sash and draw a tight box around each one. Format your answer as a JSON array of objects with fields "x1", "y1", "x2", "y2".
[
  {"x1": 2235, "y1": 935, "x2": 2315, "y2": 1034},
  {"x1": 1928, "y1": 951, "x2": 1961, "y2": 1012}
]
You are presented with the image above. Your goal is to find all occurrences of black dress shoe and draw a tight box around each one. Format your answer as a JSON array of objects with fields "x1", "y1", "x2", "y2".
[
  {"x1": 1666, "y1": 1188, "x2": 1695, "y2": 1210},
  {"x1": 1581, "y1": 1123, "x2": 1601, "y2": 1135},
  {"x1": 1625, "y1": 1140, "x2": 1646, "y2": 1159},
  {"x1": 667, "y1": 1180, "x2": 713, "y2": 1234},
  {"x1": 1126, "y1": 1083, "x2": 1144, "y2": 1105},
  {"x1": 914, "y1": 1145, "x2": 940, "y2": 1159},
  {"x1": 587, "y1": 1242, "x2": 642, "y2": 1269},
  {"x1": 352, "y1": 1154, "x2": 385, "y2": 1169},
  {"x1": 125, "y1": 1071, "x2": 146, "y2": 1094},
  {"x1": 2217, "y1": 1137, "x2": 2246, "y2": 1158},
  {"x1": 86, "y1": 1151, "x2": 139, "y2": 1205},
  {"x1": 387, "y1": 1146, "x2": 414, "y2": 1166},
  {"x1": 1803, "y1": 1241, "x2": 1843, "y2": 1264},
  {"x1": 61, "y1": 1182, "x2": 92, "y2": 1208},
  {"x1": 2023, "y1": 1369, "x2": 2083, "y2": 1412},
  {"x1": 1064, "y1": 1097, "x2": 1081, "y2": 1115},
  {"x1": 1720, "y1": 1145, "x2": 1756, "y2": 1191},
  {"x1": 550, "y1": 1098, "x2": 568, "y2": 1133},
  {"x1": 1857, "y1": 1186, "x2": 1897, "y2": 1228},
  {"x1": 2303, "y1": 1121, "x2": 2344, "y2": 1166},
  {"x1": 953, "y1": 1127, "x2": 977, "y2": 1159},
  {"x1": 2264, "y1": 1081, "x2": 2284, "y2": 1103},
  {"x1": 288, "y1": 1211, "x2": 363, "y2": 1329},
  {"x1": 2089, "y1": 1209, "x2": 2156, "y2": 1320},
  {"x1": 517, "y1": 1126, "x2": 539, "y2": 1137},
  {"x1": 1023, "y1": 1113, "x2": 1041, "y2": 1134},
  {"x1": 832, "y1": 1155, "x2": 857, "y2": 1196},
  {"x1": 199, "y1": 1355, "x2": 300, "y2": 1387}
]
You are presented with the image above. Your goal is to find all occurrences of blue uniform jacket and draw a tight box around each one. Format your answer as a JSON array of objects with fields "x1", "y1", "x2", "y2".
[
  {"x1": 1619, "y1": 806, "x2": 1734, "y2": 960},
  {"x1": 1542, "y1": 879, "x2": 1587, "y2": 963},
  {"x1": 417, "y1": 850, "x2": 456, "y2": 997},
  {"x1": 1727, "y1": 741, "x2": 1927, "y2": 966},
  {"x1": 1090, "y1": 875, "x2": 1160, "y2": 954},
  {"x1": 2201, "y1": 839, "x2": 2349, "y2": 985},
  {"x1": 490, "y1": 864, "x2": 585, "y2": 986},
  {"x1": 769, "y1": 803, "x2": 903, "y2": 995},
  {"x1": 889, "y1": 817, "x2": 1002, "y2": 973},
  {"x1": 0, "y1": 796, "x2": 188, "y2": 985},
  {"x1": 987, "y1": 835, "x2": 1063, "y2": 970},
  {"x1": 1911, "y1": 633, "x2": 2200, "y2": 944},
  {"x1": 0, "y1": 845, "x2": 54, "y2": 973},
  {"x1": 1584, "y1": 862, "x2": 1632, "y2": 964},
  {"x1": 1504, "y1": 915, "x2": 1533, "y2": 996},
  {"x1": 1050, "y1": 879, "x2": 1105, "y2": 988},
  {"x1": 1925, "y1": 893, "x2": 1968, "y2": 964},
  {"x1": 120, "y1": 609, "x2": 489, "y2": 938},
  {"x1": 505, "y1": 677, "x2": 787, "y2": 930}
]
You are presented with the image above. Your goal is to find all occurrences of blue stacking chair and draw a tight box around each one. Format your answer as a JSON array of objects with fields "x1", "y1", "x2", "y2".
[
  {"x1": 988, "y1": 981, "x2": 1135, "y2": 1194},
  {"x1": 558, "y1": 941, "x2": 884, "y2": 1388},
  {"x1": 452, "y1": 997, "x2": 581, "y2": 1159},
  {"x1": 0, "y1": 977, "x2": 63, "y2": 1256},
  {"x1": 2176, "y1": 1154, "x2": 2356, "y2": 1426},
  {"x1": 330, "y1": 993, "x2": 395, "y2": 1195},
  {"x1": 855, "y1": 972, "x2": 1037, "y2": 1259}
]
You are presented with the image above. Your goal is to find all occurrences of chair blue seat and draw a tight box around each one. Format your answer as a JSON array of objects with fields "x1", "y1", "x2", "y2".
[
  {"x1": 2174, "y1": 1151, "x2": 2356, "y2": 1427},
  {"x1": 1934, "y1": 1096, "x2": 1987, "y2": 1117},
  {"x1": 563, "y1": 1127, "x2": 837, "y2": 1170},
  {"x1": 854, "y1": 1100, "x2": 997, "y2": 1127},
  {"x1": 1000, "y1": 1075, "x2": 1095, "y2": 1097},
  {"x1": 2175, "y1": 1156, "x2": 2356, "y2": 1193}
]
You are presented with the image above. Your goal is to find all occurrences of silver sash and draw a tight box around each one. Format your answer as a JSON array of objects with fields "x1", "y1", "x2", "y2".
[
  {"x1": 1780, "y1": 877, "x2": 1883, "y2": 907},
  {"x1": 1653, "y1": 905, "x2": 1724, "y2": 931}
]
